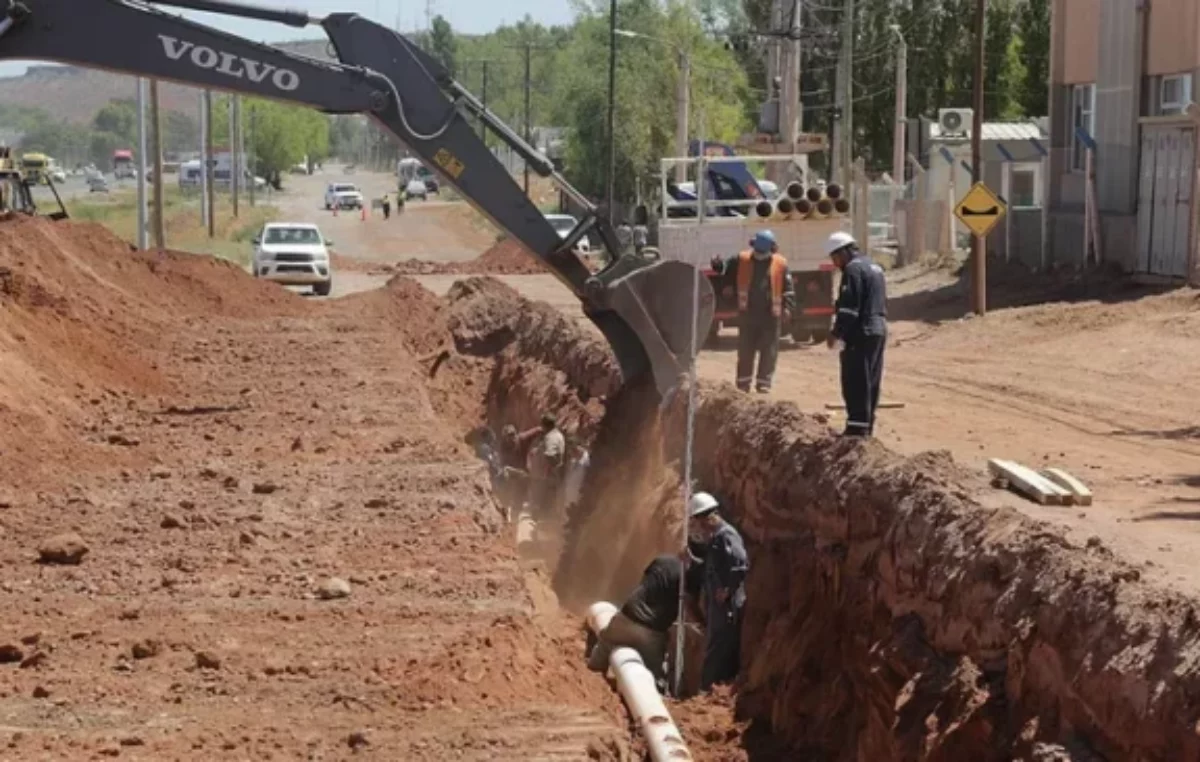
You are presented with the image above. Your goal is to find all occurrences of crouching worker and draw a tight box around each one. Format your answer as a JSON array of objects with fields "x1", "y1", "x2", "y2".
[{"x1": 587, "y1": 553, "x2": 702, "y2": 681}]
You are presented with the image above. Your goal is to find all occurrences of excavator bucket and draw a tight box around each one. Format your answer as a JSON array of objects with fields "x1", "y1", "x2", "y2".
[{"x1": 592, "y1": 259, "x2": 716, "y2": 399}]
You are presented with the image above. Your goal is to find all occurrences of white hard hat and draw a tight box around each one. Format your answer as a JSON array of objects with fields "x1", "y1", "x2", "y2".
[
  {"x1": 824, "y1": 231, "x2": 856, "y2": 257},
  {"x1": 688, "y1": 491, "x2": 719, "y2": 518}
]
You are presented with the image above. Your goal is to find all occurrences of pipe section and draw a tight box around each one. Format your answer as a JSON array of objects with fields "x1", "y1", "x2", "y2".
[{"x1": 586, "y1": 602, "x2": 693, "y2": 762}]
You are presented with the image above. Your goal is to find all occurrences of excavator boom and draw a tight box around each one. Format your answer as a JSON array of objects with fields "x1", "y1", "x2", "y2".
[{"x1": 0, "y1": 0, "x2": 714, "y2": 397}]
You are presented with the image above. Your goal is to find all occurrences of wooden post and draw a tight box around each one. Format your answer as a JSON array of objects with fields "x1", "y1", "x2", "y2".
[
  {"x1": 1085, "y1": 146, "x2": 1101, "y2": 266},
  {"x1": 204, "y1": 89, "x2": 215, "y2": 239},
  {"x1": 1004, "y1": 161, "x2": 1013, "y2": 263},
  {"x1": 149, "y1": 79, "x2": 165, "y2": 250}
]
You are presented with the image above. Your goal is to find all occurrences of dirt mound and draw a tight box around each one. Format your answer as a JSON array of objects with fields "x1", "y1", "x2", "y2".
[
  {"x1": 475, "y1": 284, "x2": 1200, "y2": 761},
  {"x1": 0, "y1": 216, "x2": 307, "y2": 477},
  {"x1": 445, "y1": 276, "x2": 617, "y2": 442},
  {"x1": 396, "y1": 614, "x2": 621, "y2": 712},
  {"x1": 344, "y1": 238, "x2": 547, "y2": 277}
]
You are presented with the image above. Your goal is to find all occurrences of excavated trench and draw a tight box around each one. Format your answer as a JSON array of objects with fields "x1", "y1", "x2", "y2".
[{"x1": 445, "y1": 275, "x2": 1200, "y2": 762}]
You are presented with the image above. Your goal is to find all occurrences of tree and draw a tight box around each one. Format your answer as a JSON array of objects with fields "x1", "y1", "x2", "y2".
[
  {"x1": 983, "y1": 0, "x2": 1021, "y2": 118},
  {"x1": 91, "y1": 100, "x2": 137, "y2": 145},
  {"x1": 241, "y1": 99, "x2": 329, "y2": 186},
  {"x1": 555, "y1": 0, "x2": 749, "y2": 205},
  {"x1": 429, "y1": 15, "x2": 459, "y2": 77},
  {"x1": 1017, "y1": 0, "x2": 1050, "y2": 117}
]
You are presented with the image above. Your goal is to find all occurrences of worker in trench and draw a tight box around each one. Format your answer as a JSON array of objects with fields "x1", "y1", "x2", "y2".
[
  {"x1": 710, "y1": 230, "x2": 795, "y2": 394},
  {"x1": 684, "y1": 491, "x2": 749, "y2": 691},
  {"x1": 825, "y1": 231, "x2": 889, "y2": 437},
  {"x1": 586, "y1": 546, "x2": 706, "y2": 686},
  {"x1": 519, "y1": 413, "x2": 567, "y2": 522}
]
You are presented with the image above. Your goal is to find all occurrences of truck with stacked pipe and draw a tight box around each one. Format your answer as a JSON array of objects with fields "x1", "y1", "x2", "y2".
[{"x1": 648, "y1": 146, "x2": 851, "y2": 345}]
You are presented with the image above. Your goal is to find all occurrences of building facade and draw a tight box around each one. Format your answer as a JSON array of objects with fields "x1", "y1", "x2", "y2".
[{"x1": 1049, "y1": 0, "x2": 1200, "y2": 282}]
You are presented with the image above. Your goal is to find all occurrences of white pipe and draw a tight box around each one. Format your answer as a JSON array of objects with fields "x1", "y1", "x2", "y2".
[{"x1": 586, "y1": 602, "x2": 693, "y2": 762}]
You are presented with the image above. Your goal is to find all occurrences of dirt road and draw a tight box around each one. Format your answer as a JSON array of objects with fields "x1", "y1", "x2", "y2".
[{"x1": 0, "y1": 215, "x2": 628, "y2": 758}]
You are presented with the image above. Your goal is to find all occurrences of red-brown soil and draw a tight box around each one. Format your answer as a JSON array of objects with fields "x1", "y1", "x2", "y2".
[
  {"x1": 0, "y1": 218, "x2": 630, "y2": 759},
  {"x1": 455, "y1": 278, "x2": 1200, "y2": 762},
  {"x1": 335, "y1": 238, "x2": 544, "y2": 277}
]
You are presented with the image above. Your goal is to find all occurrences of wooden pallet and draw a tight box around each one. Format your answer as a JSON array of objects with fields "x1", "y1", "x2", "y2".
[{"x1": 987, "y1": 459, "x2": 1075, "y2": 506}]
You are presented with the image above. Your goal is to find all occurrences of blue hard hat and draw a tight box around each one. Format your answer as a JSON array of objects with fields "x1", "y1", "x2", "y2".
[{"x1": 751, "y1": 230, "x2": 776, "y2": 253}]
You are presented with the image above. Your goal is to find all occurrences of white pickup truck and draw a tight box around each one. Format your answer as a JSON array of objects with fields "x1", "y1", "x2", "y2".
[{"x1": 324, "y1": 182, "x2": 363, "y2": 210}]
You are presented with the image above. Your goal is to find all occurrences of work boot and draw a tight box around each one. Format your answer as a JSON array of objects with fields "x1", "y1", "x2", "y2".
[{"x1": 755, "y1": 386, "x2": 770, "y2": 394}]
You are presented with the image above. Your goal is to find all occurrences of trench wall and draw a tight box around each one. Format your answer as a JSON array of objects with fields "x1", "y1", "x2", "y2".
[{"x1": 450, "y1": 278, "x2": 1200, "y2": 762}]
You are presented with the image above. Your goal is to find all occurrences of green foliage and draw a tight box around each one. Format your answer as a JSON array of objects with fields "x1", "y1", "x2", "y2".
[
  {"x1": 429, "y1": 15, "x2": 459, "y2": 76},
  {"x1": 1017, "y1": 0, "x2": 1051, "y2": 117},
  {"x1": 92, "y1": 100, "x2": 137, "y2": 142},
  {"x1": 206, "y1": 95, "x2": 329, "y2": 181}
]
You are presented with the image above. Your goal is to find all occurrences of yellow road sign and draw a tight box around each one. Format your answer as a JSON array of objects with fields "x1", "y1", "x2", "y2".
[{"x1": 954, "y1": 182, "x2": 1007, "y2": 238}]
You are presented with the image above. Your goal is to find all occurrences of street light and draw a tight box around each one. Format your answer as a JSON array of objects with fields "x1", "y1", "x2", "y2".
[
  {"x1": 614, "y1": 28, "x2": 691, "y2": 184},
  {"x1": 890, "y1": 24, "x2": 907, "y2": 187}
]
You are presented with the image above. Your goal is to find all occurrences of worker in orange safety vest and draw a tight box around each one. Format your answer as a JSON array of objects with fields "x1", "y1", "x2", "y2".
[{"x1": 710, "y1": 230, "x2": 795, "y2": 393}]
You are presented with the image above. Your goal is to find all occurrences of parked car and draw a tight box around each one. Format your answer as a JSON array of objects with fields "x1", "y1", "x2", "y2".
[
  {"x1": 323, "y1": 182, "x2": 363, "y2": 210},
  {"x1": 544, "y1": 213, "x2": 592, "y2": 254},
  {"x1": 86, "y1": 175, "x2": 109, "y2": 193},
  {"x1": 418, "y1": 167, "x2": 439, "y2": 194},
  {"x1": 404, "y1": 178, "x2": 428, "y2": 201},
  {"x1": 252, "y1": 222, "x2": 334, "y2": 297}
]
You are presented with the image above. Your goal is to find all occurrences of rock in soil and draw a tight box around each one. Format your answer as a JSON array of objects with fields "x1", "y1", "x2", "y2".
[
  {"x1": 131, "y1": 640, "x2": 161, "y2": 660},
  {"x1": 194, "y1": 651, "x2": 221, "y2": 670},
  {"x1": 316, "y1": 577, "x2": 352, "y2": 600},
  {"x1": 0, "y1": 644, "x2": 24, "y2": 664},
  {"x1": 37, "y1": 532, "x2": 89, "y2": 565}
]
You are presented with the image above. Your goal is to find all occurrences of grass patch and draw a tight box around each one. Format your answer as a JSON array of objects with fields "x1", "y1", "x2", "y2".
[{"x1": 65, "y1": 186, "x2": 278, "y2": 267}]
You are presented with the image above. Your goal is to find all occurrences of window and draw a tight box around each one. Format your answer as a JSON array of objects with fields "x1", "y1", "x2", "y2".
[
  {"x1": 1071, "y1": 83, "x2": 1096, "y2": 172},
  {"x1": 264, "y1": 227, "x2": 322, "y2": 245},
  {"x1": 1159, "y1": 73, "x2": 1192, "y2": 116},
  {"x1": 1007, "y1": 164, "x2": 1040, "y2": 208}
]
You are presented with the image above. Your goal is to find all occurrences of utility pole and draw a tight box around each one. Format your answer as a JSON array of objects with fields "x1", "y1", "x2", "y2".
[
  {"x1": 892, "y1": 26, "x2": 907, "y2": 186},
  {"x1": 135, "y1": 78, "x2": 148, "y2": 251},
  {"x1": 247, "y1": 105, "x2": 256, "y2": 207},
  {"x1": 523, "y1": 43, "x2": 532, "y2": 194},
  {"x1": 199, "y1": 91, "x2": 209, "y2": 228},
  {"x1": 149, "y1": 79, "x2": 165, "y2": 249},
  {"x1": 834, "y1": 0, "x2": 854, "y2": 183},
  {"x1": 230, "y1": 96, "x2": 240, "y2": 218},
  {"x1": 971, "y1": 0, "x2": 987, "y2": 315},
  {"x1": 204, "y1": 89, "x2": 215, "y2": 239},
  {"x1": 606, "y1": 0, "x2": 618, "y2": 222},
  {"x1": 779, "y1": 0, "x2": 800, "y2": 168},
  {"x1": 674, "y1": 49, "x2": 690, "y2": 183}
]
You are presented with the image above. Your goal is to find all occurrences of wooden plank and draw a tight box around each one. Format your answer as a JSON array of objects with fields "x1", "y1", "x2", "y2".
[
  {"x1": 1040, "y1": 468, "x2": 1094, "y2": 506},
  {"x1": 987, "y1": 458, "x2": 1073, "y2": 506},
  {"x1": 824, "y1": 401, "x2": 907, "y2": 410}
]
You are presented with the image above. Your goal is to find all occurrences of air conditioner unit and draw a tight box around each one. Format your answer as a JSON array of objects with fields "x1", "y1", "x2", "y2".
[{"x1": 938, "y1": 108, "x2": 972, "y2": 137}]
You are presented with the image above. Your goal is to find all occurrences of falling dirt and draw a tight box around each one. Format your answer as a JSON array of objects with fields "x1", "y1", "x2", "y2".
[
  {"x1": 0, "y1": 218, "x2": 631, "y2": 759},
  {"x1": 456, "y1": 278, "x2": 1200, "y2": 762}
]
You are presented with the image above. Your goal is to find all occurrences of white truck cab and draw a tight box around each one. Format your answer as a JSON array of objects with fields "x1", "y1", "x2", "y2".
[{"x1": 252, "y1": 222, "x2": 334, "y2": 296}]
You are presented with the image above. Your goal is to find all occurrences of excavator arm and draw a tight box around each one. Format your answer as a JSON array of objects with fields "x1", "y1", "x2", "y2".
[{"x1": 0, "y1": 0, "x2": 714, "y2": 398}]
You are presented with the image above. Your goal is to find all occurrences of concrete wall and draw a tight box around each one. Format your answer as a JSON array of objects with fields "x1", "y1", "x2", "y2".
[{"x1": 1050, "y1": 0, "x2": 1152, "y2": 273}]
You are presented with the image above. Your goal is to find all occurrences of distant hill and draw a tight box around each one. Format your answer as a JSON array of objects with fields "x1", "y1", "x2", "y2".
[{"x1": 0, "y1": 39, "x2": 332, "y2": 124}]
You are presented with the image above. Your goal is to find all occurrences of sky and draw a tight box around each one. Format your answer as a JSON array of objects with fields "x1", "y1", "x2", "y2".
[{"x1": 0, "y1": 0, "x2": 576, "y2": 78}]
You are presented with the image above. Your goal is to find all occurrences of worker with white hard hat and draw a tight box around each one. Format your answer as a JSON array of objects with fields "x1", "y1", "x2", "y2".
[
  {"x1": 684, "y1": 491, "x2": 749, "y2": 691},
  {"x1": 825, "y1": 231, "x2": 889, "y2": 437},
  {"x1": 709, "y1": 229, "x2": 795, "y2": 393}
]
